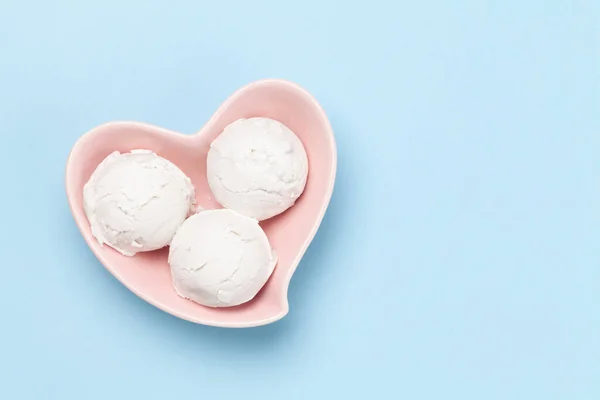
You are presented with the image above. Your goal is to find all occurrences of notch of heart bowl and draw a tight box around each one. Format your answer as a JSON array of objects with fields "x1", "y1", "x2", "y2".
[{"x1": 65, "y1": 79, "x2": 337, "y2": 328}]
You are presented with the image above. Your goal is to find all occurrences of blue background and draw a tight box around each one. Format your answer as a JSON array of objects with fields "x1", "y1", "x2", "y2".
[{"x1": 0, "y1": 1, "x2": 598, "y2": 398}]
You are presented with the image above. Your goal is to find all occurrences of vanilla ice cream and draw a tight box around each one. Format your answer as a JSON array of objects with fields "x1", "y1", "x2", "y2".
[
  {"x1": 168, "y1": 209, "x2": 277, "y2": 307},
  {"x1": 207, "y1": 117, "x2": 309, "y2": 221},
  {"x1": 83, "y1": 150, "x2": 195, "y2": 256}
]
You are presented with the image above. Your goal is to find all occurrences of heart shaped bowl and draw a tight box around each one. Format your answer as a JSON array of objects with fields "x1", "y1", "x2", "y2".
[{"x1": 65, "y1": 79, "x2": 337, "y2": 328}]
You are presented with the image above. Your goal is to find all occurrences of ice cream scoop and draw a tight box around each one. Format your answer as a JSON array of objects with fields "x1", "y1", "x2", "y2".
[
  {"x1": 207, "y1": 117, "x2": 309, "y2": 221},
  {"x1": 83, "y1": 149, "x2": 195, "y2": 256},
  {"x1": 168, "y1": 209, "x2": 277, "y2": 307}
]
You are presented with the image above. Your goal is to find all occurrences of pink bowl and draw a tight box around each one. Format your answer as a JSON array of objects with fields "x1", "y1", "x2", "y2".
[{"x1": 65, "y1": 79, "x2": 337, "y2": 327}]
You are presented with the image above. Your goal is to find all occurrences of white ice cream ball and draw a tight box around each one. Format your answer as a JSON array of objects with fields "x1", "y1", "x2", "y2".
[
  {"x1": 83, "y1": 150, "x2": 196, "y2": 256},
  {"x1": 168, "y1": 209, "x2": 277, "y2": 307},
  {"x1": 207, "y1": 117, "x2": 309, "y2": 221}
]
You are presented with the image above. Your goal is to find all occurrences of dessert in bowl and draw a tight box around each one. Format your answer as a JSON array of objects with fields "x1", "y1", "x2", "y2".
[{"x1": 65, "y1": 79, "x2": 336, "y2": 327}]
